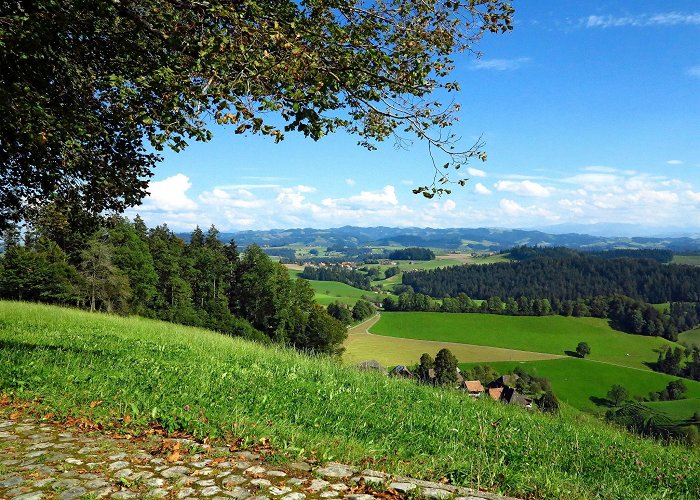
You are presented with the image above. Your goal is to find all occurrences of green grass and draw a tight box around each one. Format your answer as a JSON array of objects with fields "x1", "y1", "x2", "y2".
[
  {"x1": 459, "y1": 359, "x2": 700, "y2": 418},
  {"x1": 679, "y1": 328, "x2": 700, "y2": 349},
  {"x1": 2, "y1": 302, "x2": 700, "y2": 498},
  {"x1": 646, "y1": 399, "x2": 700, "y2": 420},
  {"x1": 286, "y1": 268, "x2": 391, "y2": 306},
  {"x1": 371, "y1": 312, "x2": 675, "y2": 370},
  {"x1": 673, "y1": 255, "x2": 700, "y2": 266}
]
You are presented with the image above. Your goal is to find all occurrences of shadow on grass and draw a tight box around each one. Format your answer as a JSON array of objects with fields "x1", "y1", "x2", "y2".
[
  {"x1": 564, "y1": 350, "x2": 583, "y2": 358},
  {"x1": 590, "y1": 396, "x2": 613, "y2": 407}
]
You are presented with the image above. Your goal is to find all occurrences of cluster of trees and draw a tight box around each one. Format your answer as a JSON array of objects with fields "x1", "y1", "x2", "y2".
[
  {"x1": 384, "y1": 266, "x2": 401, "y2": 279},
  {"x1": 604, "y1": 383, "x2": 698, "y2": 445},
  {"x1": 655, "y1": 346, "x2": 700, "y2": 381},
  {"x1": 388, "y1": 247, "x2": 435, "y2": 261},
  {"x1": 0, "y1": 216, "x2": 347, "y2": 355},
  {"x1": 299, "y1": 265, "x2": 371, "y2": 290},
  {"x1": 381, "y1": 291, "x2": 690, "y2": 341},
  {"x1": 416, "y1": 350, "x2": 458, "y2": 386},
  {"x1": 403, "y1": 247, "x2": 700, "y2": 303},
  {"x1": 327, "y1": 299, "x2": 375, "y2": 325}
]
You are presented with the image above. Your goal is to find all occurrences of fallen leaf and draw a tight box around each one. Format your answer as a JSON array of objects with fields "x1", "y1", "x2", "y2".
[
  {"x1": 90, "y1": 400, "x2": 103, "y2": 408},
  {"x1": 123, "y1": 414, "x2": 131, "y2": 423},
  {"x1": 9, "y1": 412, "x2": 20, "y2": 420}
]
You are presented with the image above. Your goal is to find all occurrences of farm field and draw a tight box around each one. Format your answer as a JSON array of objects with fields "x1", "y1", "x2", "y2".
[
  {"x1": 5, "y1": 302, "x2": 700, "y2": 498},
  {"x1": 344, "y1": 316, "x2": 560, "y2": 366},
  {"x1": 436, "y1": 252, "x2": 510, "y2": 265},
  {"x1": 672, "y1": 255, "x2": 700, "y2": 266},
  {"x1": 679, "y1": 328, "x2": 700, "y2": 348},
  {"x1": 459, "y1": 359, "x2": 700, "y2": 418},
  {"x1": 370, "y1": 312, "x2": 674, "y2": 370}
]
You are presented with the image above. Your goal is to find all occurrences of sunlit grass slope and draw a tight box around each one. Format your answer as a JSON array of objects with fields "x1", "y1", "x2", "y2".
[
  {"x1": 371, "y1": 312, "x2": 675, "y2": 370},
  {"x1": 679, "y1": 328, "x2": 700, "y2": 349},
  {"x1": 1, "y1": 302, "x2": 699, "y2": 499},
  {"x1": 459, "y1": 359, "x2": 700, "y2": 418}
]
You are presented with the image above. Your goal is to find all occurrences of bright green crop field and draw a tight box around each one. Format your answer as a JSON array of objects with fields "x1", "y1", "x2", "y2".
[
  {"x1": 459, "y1": 359, "x2": 700, "y2": 418},
  {"x1": 2, "y1": 301, "x2": 699, "y2": 498},
  {"x1": 370, "y1": 312, "x2": 674, "y2": 370}
]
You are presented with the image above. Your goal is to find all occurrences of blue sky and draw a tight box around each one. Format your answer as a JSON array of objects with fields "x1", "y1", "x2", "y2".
[{"x1": 128, "y1": 1, "x2": 700, "y2": 233}]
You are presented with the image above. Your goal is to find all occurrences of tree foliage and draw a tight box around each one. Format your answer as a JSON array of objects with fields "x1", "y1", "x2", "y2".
[
  {"x1": 576, "y1": 341, "x2": 591, "y2": 358},
  {"x1": 434, "y1": 348, "x2": 458, "y2": 385},
  {"x1": 0, "y1": 217, "x2": 347, "y2": 355},
  {"x1": 0, "y1": 0, "x2": 513, "y2": 227}
]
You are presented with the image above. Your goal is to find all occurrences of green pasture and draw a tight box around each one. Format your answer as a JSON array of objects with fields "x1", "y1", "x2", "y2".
[
  {"x1": 459, "y1": 358, "x2": 700, "y2": 418},
  {"x1": 673, "y1": 255, "x2": 700, "y2": 266},
  {"x1": 343, "y1": 332, "x2": 560, "y2": 367},
  {"x1": 370, "y1": 312, "x2": 676, "y2": 370},
  {"x1": 2, "y1": 301, "x2": 699, "y2": 498},
  {"x1": 286, "y1": 267, "x2": 389, "y2": 306},
  {"x1": 680, "y1": 328, "x2": 700, "y2": 349}
]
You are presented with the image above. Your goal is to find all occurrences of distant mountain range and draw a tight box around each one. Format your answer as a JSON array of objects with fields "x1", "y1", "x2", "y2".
[{"x1": 185, "y1": 226, "x2": 700, "y2": 252}]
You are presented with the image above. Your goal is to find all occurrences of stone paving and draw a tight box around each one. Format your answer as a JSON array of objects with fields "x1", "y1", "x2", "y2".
[{"x1": 0, "y1": 417, "x2": 515, "y2": 500}]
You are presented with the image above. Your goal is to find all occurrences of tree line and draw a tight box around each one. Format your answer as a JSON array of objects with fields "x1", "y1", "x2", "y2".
[
  {"x1": 0, "y1": 216, "x2": 347, "y2": 355},
  {"x1": 388, "y1": 247, "x2": 436, "y2": 261},
  {"x1": 403, "y1": 247, "x2": 700, "y2": 303}
]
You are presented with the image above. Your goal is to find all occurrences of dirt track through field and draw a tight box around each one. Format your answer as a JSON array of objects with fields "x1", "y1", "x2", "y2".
[{"x1": 344, "y1": 315, "x2": 561, "y2": 366}]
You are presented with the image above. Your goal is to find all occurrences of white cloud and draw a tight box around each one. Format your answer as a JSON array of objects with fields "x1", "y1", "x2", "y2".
[
  {"x1": 199, "y1": 188, "x2": 266, "y2": 209},
  {"x1": 471, "y1": 57, "x2": 530, "y2": 71},
  {"x1": 443, "y1": 199, "x2": 457, "y2": 211},
  {"x1": 345, "y1": 178, "x2": 356, "y2": 186},
  {"x1": 276, "y1": 185, "x2": 317, "y2": 210},
  {"x1": 400, "y1": 179, "x2": 414, "y2": 186},
  {"x1": 346, "y1": 185, "x2": 399, "y2": 207},
  {"x1": 494, "y1": 180, "x2": 553, "y2": 197},
  {"x1": 687, "y1": 66, "x2": 700, "y2": 79},
  {"x1": 583, "y1": 165, "x2": 619, "y2": 173},
  {"x1": 466, "y1": 167, "x2": 486, "y2": 177},
  {"x1": 686, "y1": 191, "x2": 700, "y2": 202},
  {"x1": 474, "y1": 183, "x2": 492, "y2": 195},
  {"x1": 667, "y1": 160, "x2": 684, "y2": 165},
  {"x1": 142, "y1": 174, "x2": 198, "y2": 211},
  {"x1": 585, "y1": 12, "x2": 700, "y2": 28}
]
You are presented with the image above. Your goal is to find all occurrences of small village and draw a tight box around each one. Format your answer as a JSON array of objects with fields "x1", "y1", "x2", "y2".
[{"x1": 356, "y1": 360, "x2": 535, "y2": 410}]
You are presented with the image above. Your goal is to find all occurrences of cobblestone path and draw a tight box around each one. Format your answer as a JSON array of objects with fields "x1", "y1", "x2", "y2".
[{"x1": 0, "y1": 417, "x2": 514, "y2": 500}]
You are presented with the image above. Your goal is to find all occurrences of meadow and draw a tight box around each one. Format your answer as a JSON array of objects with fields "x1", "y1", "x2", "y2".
[
  {"x1": 2, "y1": 301, "x2": 699, "y2": 499},
  {"x1": 370, "y1": 312, "x2": 674, "y2": 370},
  {"x1": 672, "y1": 255, "x2": 700, "y2": 266},
  {"x1": 458, "y1": 359, "x2": 700, "y2": 419},
  {"x1": 286, "y1": 267, "x2": 390, "y2": 306},
  {"x1": 344, "y1": 316, "x2": 560, "y2": 366},
  {"x1": 679, "y1": 328, "x2": 700, "y2": 348}
]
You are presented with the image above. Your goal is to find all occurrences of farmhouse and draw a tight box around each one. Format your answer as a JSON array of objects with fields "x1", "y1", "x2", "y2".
[
  {"x1": 501, "y1": 387, "x2": 534, "y2": 409},
  {"x1": 462, "y1": 380, "x2": 485, "y2": 397},
  {"x1": 488, "y1": 374, "x2": 520, "y2": 388},
  {"x1": 356, "y1": 360, "x2": 387, "y2": 375},
  {"x1": 390, "y1": 365, "x2": 414, "y2": 378}
]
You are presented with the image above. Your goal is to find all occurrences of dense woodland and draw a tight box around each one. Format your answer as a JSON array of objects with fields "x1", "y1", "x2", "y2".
[
  {"x1": 0, "y1": 216, "x2": 347, "y2": 355},
  {"x1": 403, "y1": 247, "x2": 700, "y2": 302},
  {"x1": 388, "y1": 247, "x2": 436, "y2": 261}
]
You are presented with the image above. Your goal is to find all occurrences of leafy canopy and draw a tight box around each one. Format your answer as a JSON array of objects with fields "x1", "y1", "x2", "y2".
[{"x1": 0, "y1": 0, "x2": 513, "y2": 227}]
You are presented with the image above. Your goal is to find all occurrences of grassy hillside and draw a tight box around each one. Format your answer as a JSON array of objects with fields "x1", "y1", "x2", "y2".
[
  {"x1": 679, "y1": 328, "x2": 700, "y2": 348},
  {"x1": 459, "y1": 359, "x2": 700, "y2": 418},
  {"x1": 370, "y1": 312, "x2": 674, "y2": 370},
  {"x1": 286, "y1": 267, "x2": 389, "y2": 306},
  {"x1": 2, "y1": 301, "x2": 699, "y2": 499}
]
